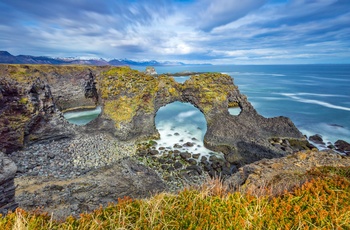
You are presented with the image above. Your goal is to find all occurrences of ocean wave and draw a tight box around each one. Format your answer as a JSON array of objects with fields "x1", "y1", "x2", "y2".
[
  {"x1": 307, "y1": 76, "x2": 350, "y2": 82},
  {"x1": 299, "y1": 123, "x2": 350, "y2": 145},
  {"x1": 280, "y1": 93, "x2": 350, "y2": 111},
  {"x1": 224, "y1": 72, "x2": 285, "y2": 77},
  {"x1": 276, "y1": 92, "x2": 348, "y2": 98}
]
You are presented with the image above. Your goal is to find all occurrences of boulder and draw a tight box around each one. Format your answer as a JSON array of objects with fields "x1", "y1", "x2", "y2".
[
  {"x1": 334, "y1": 140, "x2": 350, "y2": 155},
  {"x1": 309, "y1": 134, "x2": 325, "y2": 145},
  {"x1": 183, "y1": 142, "x2": 194, "y2": 147}
]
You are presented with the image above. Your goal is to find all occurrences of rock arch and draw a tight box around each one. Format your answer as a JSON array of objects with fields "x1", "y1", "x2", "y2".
[
  {"x1": 96, "y1": 67, "x2": 308, "y2": 165},
  {"x1": 0, "y1": 65, "x2": 309, "y2": 166}
]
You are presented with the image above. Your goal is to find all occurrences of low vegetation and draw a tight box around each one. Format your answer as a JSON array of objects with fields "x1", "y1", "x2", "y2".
[{"x1": 1, "y1": 166, "x2": 349, "y2": 229}]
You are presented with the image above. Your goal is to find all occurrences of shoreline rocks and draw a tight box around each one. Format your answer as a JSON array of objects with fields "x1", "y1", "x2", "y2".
[
  {"x1": 307, "y1": 134, "x2": 350, "y2": 156},
  {"x1": 1, "y1": 64, "x2": 349, "y2": 219}
]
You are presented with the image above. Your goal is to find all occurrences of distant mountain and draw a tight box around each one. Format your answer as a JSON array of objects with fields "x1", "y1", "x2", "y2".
[
  {"x1": 0, "y1": 51, "x2": 210, "y2": 66},
  {"x1": 108, "y1": 59, "x2": 185, "y2": 66}
]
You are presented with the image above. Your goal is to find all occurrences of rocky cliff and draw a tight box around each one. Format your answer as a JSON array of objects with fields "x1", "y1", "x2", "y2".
[
  {"x1": 0, "y1": 64, "x2": 340, "y2": 217},
  {"x1": 0, "y1": 152, "x2": 17, "y2": 215},
  {"x1": 0, "y1": 64, "x2": 308, "y2": 165}
]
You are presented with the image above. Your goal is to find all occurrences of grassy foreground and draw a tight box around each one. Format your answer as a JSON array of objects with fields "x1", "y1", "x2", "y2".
[{"x1": 1, "y1": 167, "x2": 349, "y2": 229}]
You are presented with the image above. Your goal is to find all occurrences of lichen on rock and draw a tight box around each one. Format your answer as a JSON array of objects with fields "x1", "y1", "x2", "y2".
[{"x1": 1, "y1": 64, "x2": 308, "y2": 166}]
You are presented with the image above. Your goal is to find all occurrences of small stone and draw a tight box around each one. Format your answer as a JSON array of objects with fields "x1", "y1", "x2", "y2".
[
  {"x1": 180, "y1": 152, "x2": 191, "y2": 160},
  {"x1": 174, "y1": 133, "x2": 180, "y2": 136},
  {"x1": 200, "y1": 156, "x2": 207, "y2": 163},
  {"x1": 161, "y1": 165, "x2": 168, "y2": 170},
  {"x1": 174, "y1": 144, "x2": 182, "y2": 148},
  {"x1": 183, "y1": 142, "x2": 194, "y2": 147},
  {"x1": 192, "y1": 153, "x2": 200, "y2": 159},
  {"x1": 187, "y1": 158, "x2": 197, "y2": 165},
  {"x1": 186, "y1": 165, "x2": 202, "y2": 175},
  {"x1": 149, "y1": 150, "x2": 159, "y2": 155},
  {"x1": 174, "y1": 161, "x2": 183, "y2": 169}
]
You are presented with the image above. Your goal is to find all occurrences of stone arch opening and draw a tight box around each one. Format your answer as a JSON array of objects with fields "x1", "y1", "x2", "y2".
[
  {"x1": 228, "y1": 101, "x2": 242, "y2": 116},
  {"x1": 63, "y1": 106, "x2": 102, "y2": 126},
  {"x1": 154, "y1": 101, "x2": 215, "y2": 156},
  {"x1": 228, "y1": 106, "x2": 242, "y2": 116}
]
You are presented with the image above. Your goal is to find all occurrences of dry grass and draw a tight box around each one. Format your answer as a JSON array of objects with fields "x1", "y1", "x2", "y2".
[{"x1": 1, "y1": 166, "x2": 350, "y2": 229}]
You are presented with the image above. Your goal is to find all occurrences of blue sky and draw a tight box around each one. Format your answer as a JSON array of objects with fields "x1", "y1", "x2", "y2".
[{"x1": 0, "y1": 0, "x2": 349, "y2": 64}]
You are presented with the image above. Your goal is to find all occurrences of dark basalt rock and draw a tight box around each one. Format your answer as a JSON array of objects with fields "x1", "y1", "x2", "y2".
[
  {"x1": 183, "y1": 142, "x2": 194, "y2": 147},
  {"x1": 334, "y1": 140, "x2": 350, "y2": 155},
  {"x1": 0, "y1": 152, "x2": 17, "y2": 215},
  {"x1": 173, "y1": 143, "x2": 182, "y2": 149},
  {"x1": 180, "y1": 152, "x2": 191, "y2": 160},
  {"x1": 309, "y1": 134, "x2": 325, "y2": 145}
]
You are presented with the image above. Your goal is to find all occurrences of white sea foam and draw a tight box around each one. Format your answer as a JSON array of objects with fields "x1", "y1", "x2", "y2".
[
  {"x1": 176, "y1": 110, "x2": 197, "y2": 122},
  {"x1": 284, "y1": 92, "x2": 348, "y2": 97},
  {"x1": 280, "y1": 93, "x2": 350, "y2": 111},
  {"x1": 300, "y1": 123, "x2": 350, "y2": 148},
  {"x1": 259, "y1": 97, "x2": 285, "y2": 101},
  {"x1": 156, "y1": 121, "x2": 218, "y2": 158}
]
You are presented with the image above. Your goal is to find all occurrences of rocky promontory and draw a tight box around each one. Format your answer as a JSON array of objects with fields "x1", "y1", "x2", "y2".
[{"x1": 0, "y1": 64, "x2": 344, "y2": 218}]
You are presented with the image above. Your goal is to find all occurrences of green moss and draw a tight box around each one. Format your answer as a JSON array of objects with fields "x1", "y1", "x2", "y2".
[
  {"x1": 100, "y1": 67, "x2": 167, "y2": 128},
  {"x1": 19, "y1": 97, "x2": 28, "y2": 105},
  {"x1": 184, "y1": 73, "x2": 237, "y2": 113}
]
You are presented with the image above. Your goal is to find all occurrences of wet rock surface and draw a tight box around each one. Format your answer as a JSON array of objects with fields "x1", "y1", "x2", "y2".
[
  {"x1": 136, "y1": 142, "x2": 235, "y2": 191},
  {"x1": 334, "y1": 140, "x2": 350, "y2": 155}
]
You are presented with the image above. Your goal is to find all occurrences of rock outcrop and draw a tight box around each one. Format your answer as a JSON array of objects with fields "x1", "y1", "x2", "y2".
[
  {"x1": 225, "y1": 150, "x2": 350, "y2": 195},
  {"x1": 0, "y1": 152, "x2": 17, "y2": 215},
  {"x1": 14, "y1": 157, "x2": 166, "y2": 220},
  {"x1": 0, "y1": 64, "x2": 308, "y2": 166},
  {"x1": 98, "y1": 68, "x2": 308, "y2": 165},
  {"x1": 334, "y1": 140, "x2": 350, "y2": 155},
  {"x1": 0, "y1": 64, "x2": 343, "y2": 218}
]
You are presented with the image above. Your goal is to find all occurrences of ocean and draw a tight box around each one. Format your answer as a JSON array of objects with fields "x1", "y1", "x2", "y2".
[{"x1": 133, "y1": 64, "x2": 350, "y2": 150}]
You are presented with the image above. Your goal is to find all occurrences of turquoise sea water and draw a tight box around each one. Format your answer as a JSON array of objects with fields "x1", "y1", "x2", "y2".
[
  {"x1": 63, "y1": 106, "x2": 101, "y2": 125},
  {"x1": 134, "y1": 65, "x2": 350, "y2": 146}
]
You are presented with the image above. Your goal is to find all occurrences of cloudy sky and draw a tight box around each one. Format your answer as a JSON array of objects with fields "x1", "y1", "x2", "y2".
[{"x1": 0, "y1": 0, "x2": 349, "y2": 64}]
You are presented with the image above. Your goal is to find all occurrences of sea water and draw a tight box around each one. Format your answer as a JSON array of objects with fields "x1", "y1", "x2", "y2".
[
  {"x1": 134, "y1": 64, "x2": 350, "y2": 148},
  {"x1": 63, "y1": 106, "x2": 101, "y2": 125}
]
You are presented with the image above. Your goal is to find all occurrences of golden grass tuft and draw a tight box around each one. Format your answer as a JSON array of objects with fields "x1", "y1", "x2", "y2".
[{"x1": 1, "y1": 166, "x2": 349, "y2": 229}]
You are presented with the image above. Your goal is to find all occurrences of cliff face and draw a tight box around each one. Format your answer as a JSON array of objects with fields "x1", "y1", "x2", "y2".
[
  {"x1": 0, "y1": 152, "x2": 17, "y2": 215},
  {"x1": 0, "y1": 64, "x2": 307, "y2": 165},
  {"x1": 0, "y1": 65, "x2": 111, "y2": 152}
]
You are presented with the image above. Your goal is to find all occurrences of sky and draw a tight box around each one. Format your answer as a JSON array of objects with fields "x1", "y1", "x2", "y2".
[{"x1": 0, "y1": 0, "x2": 349, "y2": 64}]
